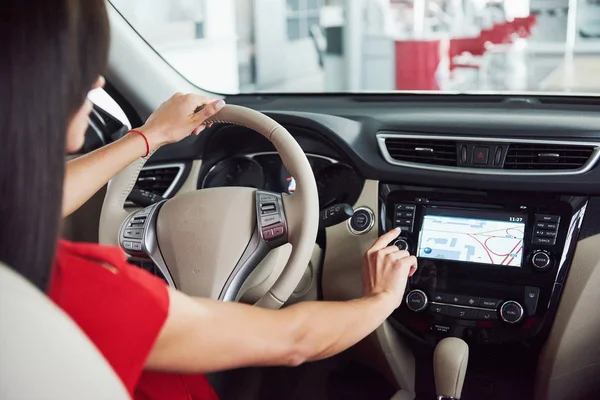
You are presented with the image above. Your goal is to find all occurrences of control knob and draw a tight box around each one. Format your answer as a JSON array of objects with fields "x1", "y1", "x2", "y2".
[
  {"x1": 500, "y1": 301, "x2": 524, "y2": 324},
  {"x1": 393, "y1": 239, "x2": 410, "y2": 252},
  {"x1": 405, "y1": 289, "x2": 428, "y2": 312},
  {"x1": 531, "y1": 250, "x2": 552, "y2": 271}
]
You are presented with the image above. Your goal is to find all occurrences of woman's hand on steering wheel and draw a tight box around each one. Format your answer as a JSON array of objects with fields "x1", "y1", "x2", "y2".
[{"x1": 138, "y1": 93, "x2": 226, "y2": 151}]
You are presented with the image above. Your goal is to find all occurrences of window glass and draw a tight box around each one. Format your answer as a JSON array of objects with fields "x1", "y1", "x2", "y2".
[{"x1": 110, "y1": 0, "x2": 600, "y2": 95}]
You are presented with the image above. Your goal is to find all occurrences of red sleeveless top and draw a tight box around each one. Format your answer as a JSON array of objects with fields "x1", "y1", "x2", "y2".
[{"x1": 49, "y1": 240, "x2": 219, "y2": 400}]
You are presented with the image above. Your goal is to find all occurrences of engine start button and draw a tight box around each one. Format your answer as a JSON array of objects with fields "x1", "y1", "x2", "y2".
[{"x1": 349, "y1": 207, "x2": 374, "y2": 234}]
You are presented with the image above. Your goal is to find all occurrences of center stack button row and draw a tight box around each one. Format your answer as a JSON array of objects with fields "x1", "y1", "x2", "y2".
[
  {"x1": 431, "y1": 293, "x2": 501, "y2": 309},
  {"x1": 429, "y1": 304, "x2": 497, "y2": 321}
]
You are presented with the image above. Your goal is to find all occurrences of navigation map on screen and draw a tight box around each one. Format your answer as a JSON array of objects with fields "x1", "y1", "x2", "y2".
[{"x1": 417, "y1": 214, "x2": 525, "y2": 267}]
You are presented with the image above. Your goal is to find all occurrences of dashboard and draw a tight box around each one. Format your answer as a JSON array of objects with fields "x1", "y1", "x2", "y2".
[{"x1": 138, "y1": 94, "x2": 600, "y2": 400}]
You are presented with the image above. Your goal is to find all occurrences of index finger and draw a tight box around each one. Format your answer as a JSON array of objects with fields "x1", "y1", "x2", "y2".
[{"x1": 369, "y1": 228, "x2": 401, "y2": 252}]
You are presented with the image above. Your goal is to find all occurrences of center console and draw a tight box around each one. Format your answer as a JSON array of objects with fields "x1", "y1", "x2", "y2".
[{"x1": 380, "y1": 184, "x2": 588, "y2": 345}]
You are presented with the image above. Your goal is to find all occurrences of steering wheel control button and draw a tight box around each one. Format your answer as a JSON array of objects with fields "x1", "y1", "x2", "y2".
[
  {"x1": 406, "y1": 290, "x2": 428, "y2": 312},
  {"x1": 500, "y1": 301, "x2": 524, "y2": 324},
  {"x1": 272, "y1": 226, "x2": 285, "y2": 239},
  {"x1": 128, "y1": 216, "x2": 147, "y2": 228},
  {"x1": 524, "y1": 286, "x2": 540, "y2": 316},
  {"x1": 348, "y1": 207, "x2": 374, "y2": 235},
  {"x1": 262, "y1": 229, "x2": 275, "y2": 240},
  {"x1": 480, "y1": 298, "x2": 501, "y2": 309},
  {"x1": 478, "y1": 310, "x2": 498, "y2": 321},
  {"x1": 473, "y1": 146, "x2": 490, "y2": 165},
  {"x1": 261, "y1": 214, "x2": 282, "y2": 227},
  {"x1": 260, "y1": 203, "x2": 277, "y2": 214},
  {"x1": 393, "y1": 239, "x2": 410, "y2": 251},
  {"x1": 122, "y1": 241, "x2": 142, "y2": 252},
  {"x1": 123, "y1": 229, "x2": 143, "y2": 239},
  {"x1": 259, "y1": 194, "x2": 278, "y2": 203}
]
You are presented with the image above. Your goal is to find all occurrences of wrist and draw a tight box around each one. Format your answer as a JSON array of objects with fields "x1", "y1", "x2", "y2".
[
  {"x1": 366, "y1": 290, "x2": 401, "y2": 311},
  {"x1": 135, "y1": 125, "x2": 165, "y2": 152}
]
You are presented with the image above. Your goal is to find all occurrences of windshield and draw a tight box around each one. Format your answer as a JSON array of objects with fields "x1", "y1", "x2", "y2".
[{"x1": 110, "y1": 0, "x2": 600, "y2": 95}]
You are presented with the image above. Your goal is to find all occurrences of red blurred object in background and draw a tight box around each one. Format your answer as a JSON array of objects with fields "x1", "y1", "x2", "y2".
[
  {"x1": 395, "y1": 15, "x2": 537, "y2": 89},
  {"x1": 395, "y1": 39, "x2": 441, "y2": 90}
]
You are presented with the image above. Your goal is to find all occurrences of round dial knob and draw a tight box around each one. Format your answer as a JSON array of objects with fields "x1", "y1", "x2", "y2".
[
  {"x1": 405, "y1": 289, "x2": 428, "y2": 312},
  {"x1": 531, "y1": 251, "x2": 552, "y2": 271},
  {"x1": 393, "y1": 239, "x2": 409, "y2": 251},
  {"x1": 500, "y1": 301, "x2": 524, "y2": 324}
]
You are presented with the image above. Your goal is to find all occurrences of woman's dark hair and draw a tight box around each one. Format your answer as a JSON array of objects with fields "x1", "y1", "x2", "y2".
[{"x1": 0, "y1": 0, "x2": 109, "y2": 291}]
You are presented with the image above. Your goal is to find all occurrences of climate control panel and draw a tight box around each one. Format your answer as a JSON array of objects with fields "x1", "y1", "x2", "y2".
[{"x1": 405, "y1": 289, "x2": 532, "y2": 325}]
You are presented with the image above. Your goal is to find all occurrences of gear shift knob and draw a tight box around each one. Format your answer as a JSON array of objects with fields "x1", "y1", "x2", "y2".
[{"x1": 434, "y1": 337, "x2": 469, "y2": 400}]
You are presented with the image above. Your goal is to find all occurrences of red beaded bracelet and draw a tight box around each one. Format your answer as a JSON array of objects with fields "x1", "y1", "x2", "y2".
[{"x1": 128, "y1": 130, "x2": 150, "y2": 157}]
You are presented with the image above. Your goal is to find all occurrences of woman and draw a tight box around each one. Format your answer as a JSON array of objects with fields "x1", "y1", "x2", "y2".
[{"x1": 0, "y1": 1, "x2": 418, "y2": 399}]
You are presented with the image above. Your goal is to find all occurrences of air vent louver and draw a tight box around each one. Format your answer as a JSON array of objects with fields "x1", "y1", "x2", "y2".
[
  {"x1": 505, "y1": 143, "x2": 595, "y2": 170},
  {"x1": 135, "y1": 166, "x2": 182, "y2": 198},
  {"x1": 384, "y1": 138, "x2": 457, "y2": 166}
]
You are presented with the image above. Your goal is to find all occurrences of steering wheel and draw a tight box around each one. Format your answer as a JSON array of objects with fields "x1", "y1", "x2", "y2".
[{"x1": 98, "y1": 105, "x2": 319, "y2": 309}]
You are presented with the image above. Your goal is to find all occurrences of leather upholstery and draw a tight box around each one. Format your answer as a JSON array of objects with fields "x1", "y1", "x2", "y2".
[
  {"x1": 0, "y1": 263, "x2": 129, "y2": 399},
  {"x1": 434, "y1": 337, "x2": 469, "y2": 399}
]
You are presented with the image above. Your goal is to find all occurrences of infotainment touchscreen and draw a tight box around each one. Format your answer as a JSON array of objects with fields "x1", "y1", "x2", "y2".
[{"x1": 417, "y1": 208, "x2": 526, "y2": 267}]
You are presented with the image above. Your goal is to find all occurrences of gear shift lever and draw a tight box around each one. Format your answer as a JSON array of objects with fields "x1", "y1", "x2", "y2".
[{"x1": 434, "y1": 338, "x2": 469, "y2": 400}]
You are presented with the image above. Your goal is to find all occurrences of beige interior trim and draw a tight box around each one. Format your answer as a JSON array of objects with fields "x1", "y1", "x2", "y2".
[
  {"x1": 535, "y1": 234, "x2": 600, "y2": 400},
  {"x1": 99, "y1": 154, "x2": 150, "y2": 245},
  {"x1": 390, "y1": 390, "x2": 417, "y2": 400},
  {"x1": 0, "y1": 263, "x2": 129, "y2": 400},
  {"x1": 377, "y1": 322, "x2": 416, "y2": 395},
  {"x1": 178, "y1": 160, "x2": 202, "y2": 194},
  {"x1": 157, "y1": 187, "x2": 257, "y2": 298},
  {"x1": 239, "y1": 244, "x2": 322, "y2": 305},
  {"x1": 322, "y1": 180, "x2": 380, "y2": 301},
  {"x1": 101, "y1": 105, "x2": 319, "y2": 308},
  {"x1": 434, "y1": 337, "x2": 469, "y2": 399},
  {"x1": 322, "y1": 179, "x2": 416, "y2": 392}
]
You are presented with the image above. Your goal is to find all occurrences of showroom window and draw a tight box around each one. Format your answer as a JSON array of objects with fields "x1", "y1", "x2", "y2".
[
  {"x1": 111, "y1": 0, "x2": 205, "y2": 44},
  {"x1": 286, "y1": 0, "x2": 324, "y2": 40}
]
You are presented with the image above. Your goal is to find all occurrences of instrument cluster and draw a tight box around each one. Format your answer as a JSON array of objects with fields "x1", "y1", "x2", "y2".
[{"x1": 200, "y1": 152, "x2": 363, "y2": 209}]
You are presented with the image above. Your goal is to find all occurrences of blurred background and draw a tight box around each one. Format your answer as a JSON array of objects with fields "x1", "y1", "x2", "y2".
[{"x1": 110, "y1": 0, "x2": 600, "y2": 94}]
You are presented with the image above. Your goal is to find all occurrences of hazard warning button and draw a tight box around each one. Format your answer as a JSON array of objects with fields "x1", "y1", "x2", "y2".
[{"x1": 473, "y1": 146, "x2": 490, "y2": 165}]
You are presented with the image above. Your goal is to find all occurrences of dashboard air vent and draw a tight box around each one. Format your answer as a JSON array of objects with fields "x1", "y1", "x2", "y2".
[
  {"x1": 384, "y1": 138, "x2": 457, "y2": 166},
  {"x1": 505, "y1": 143, "x2": 595, "y2": 170},
  {"x1": 135, "y1": 164, "x2": 183, "y2": 198}
]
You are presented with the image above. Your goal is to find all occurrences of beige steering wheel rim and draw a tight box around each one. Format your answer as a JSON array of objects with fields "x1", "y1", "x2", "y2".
[{"x1": 99, "y1": 105, "x2": 319, "y2": 309}]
